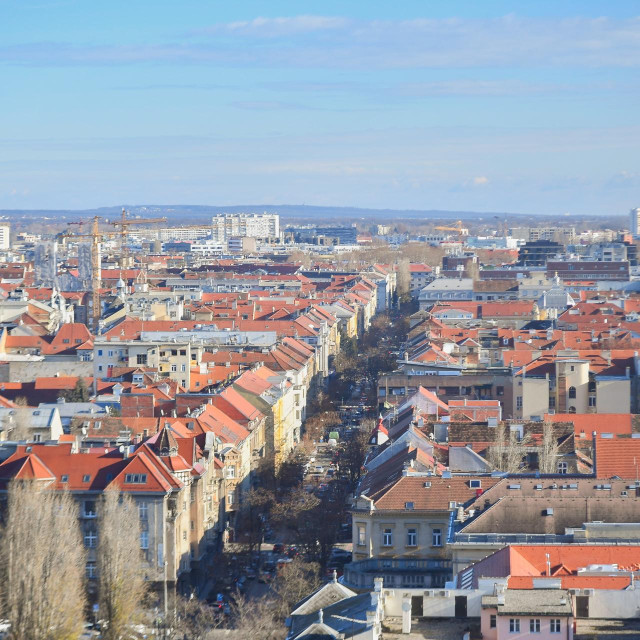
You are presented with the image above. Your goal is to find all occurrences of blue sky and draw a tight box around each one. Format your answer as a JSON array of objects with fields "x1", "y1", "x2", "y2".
[{"x1": 1, "y1": 1, "x2": 640, "y2": 214}]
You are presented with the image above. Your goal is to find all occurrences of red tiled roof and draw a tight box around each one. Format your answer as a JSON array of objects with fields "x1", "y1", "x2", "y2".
[{"x1": 595, "y1": 435, "x2": 640, "y2": 478}]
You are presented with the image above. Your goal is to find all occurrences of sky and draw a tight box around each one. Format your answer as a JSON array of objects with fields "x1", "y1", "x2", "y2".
[{"x1": 1, "y1": 0, "x2": 640, "y2": 215}]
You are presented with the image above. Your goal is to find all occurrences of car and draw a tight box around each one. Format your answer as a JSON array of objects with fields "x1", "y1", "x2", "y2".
[
  {"x1": 314, "y1": 466, "x2": 325, "y2": 474},
  {"x1": 272, "y1": 543, "x2": 284, "y2": 554},
  {"x1": 286, "y1": 545, "x2": 299, "y2": 558}
]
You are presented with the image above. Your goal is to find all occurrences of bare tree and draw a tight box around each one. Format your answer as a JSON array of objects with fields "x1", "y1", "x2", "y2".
[
  {"x1": 539, "y1": 422, "x2": 560, "y2": 474},
  {"x1": 487, "y1": 424, "x2": 531, "y2": 473},
  {"x1": 97, "y1": 489, "x2": 146, "y2": 640},
  {"x1": 0, "y1": 481, "x2": 87, "y2": 640},
  {"x1": 175, "y1": 595, "x2": 221, "y2": 640},
  {"x1": 271, "y1": 558, "x2": 321, "y2": 620},
  {"x1": 228, "y1": 593, "x2": 284, "y2": 639}
]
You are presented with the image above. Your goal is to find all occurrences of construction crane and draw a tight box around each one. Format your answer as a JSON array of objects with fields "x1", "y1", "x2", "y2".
[
  {"x1": 434, "y1": 220, "x2": 467, "y2": 239},
  {"x1": 60, "y1": 216, "x2": 112, "y2": 331},
  {"x1": 112, "y1": 208, "x2": 167, "y2": 269}
]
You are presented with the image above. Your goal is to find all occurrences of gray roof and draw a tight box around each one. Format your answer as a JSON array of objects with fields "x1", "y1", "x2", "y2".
[
  {"x1": 482, "y1": 589, "x2": 573, "y2": 616},
  {"x1": 291, "y1": 580, "x2": 357, "y2": 616},
  {"x1": 289, "y1": 594, "x2": 372, "y2": 639}
]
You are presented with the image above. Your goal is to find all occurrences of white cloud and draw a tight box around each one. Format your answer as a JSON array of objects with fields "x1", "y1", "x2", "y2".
[
  {"x1": 3, "y1": 15, "x2": 640, "y2": 69},
  {"x1": 194, "y1": 15, "x2": 350, "y2": 38},
  {"x1": 472, "y1": 176, "x2": 489, "y2": 186}
]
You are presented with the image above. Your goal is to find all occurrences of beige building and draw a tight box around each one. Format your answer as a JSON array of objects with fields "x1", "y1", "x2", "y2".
[{"x1": 514, "y1": 355, "x2": 631, "y2": 419}]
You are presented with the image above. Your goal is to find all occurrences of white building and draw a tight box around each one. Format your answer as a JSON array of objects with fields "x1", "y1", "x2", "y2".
[
  {"x1": 211, "y1": 213, "x2": 280, "y2": 242},
  {"x1": 0, "y1": 223, "x2": 10, "y2": 250},
  {"x1": 157, "y1": 227, "x2": 211, "y2": 242},
  {"x1": 630, "y1": 208, "x2": 640, "y2": 238},
  {"x1": 190, "y1": 239, "x2": 225, "y2": 256}
]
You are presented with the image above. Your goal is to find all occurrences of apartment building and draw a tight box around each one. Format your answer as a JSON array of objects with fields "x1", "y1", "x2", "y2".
[
  {"x1": 93, "y1": 338, "x2": 202, "y2": 390},
  {"x1": 211, "y1": 213, "x2": 280, "y2": 242},
  {"x1": 513, "y1": 354, "x2": 632, "y2": 419}
]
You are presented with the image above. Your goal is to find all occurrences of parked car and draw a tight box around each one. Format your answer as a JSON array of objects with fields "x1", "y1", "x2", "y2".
[{"x1": 272, "y1": 543, "x2": 285, "y2": 554}]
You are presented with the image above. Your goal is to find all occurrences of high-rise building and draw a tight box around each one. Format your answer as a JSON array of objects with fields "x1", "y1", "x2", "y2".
[
  {"x1": 211, "y1": 213, "x2": 280, "y2": 242},
  {"x1": 630, "y1": 208, "x2": 640, "y2": 238}
]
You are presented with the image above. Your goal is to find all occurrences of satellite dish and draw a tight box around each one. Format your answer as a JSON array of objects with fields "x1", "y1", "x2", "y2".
[{"x1": 118, "y1": 445, "x2": 125, "y2": 453}]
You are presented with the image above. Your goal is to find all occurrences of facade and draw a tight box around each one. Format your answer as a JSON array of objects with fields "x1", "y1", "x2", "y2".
[
  {"x1": 517, "y1": 241, "x2": 562, "y2": 267},
  {"x1": 546, "y1": 260, "x2": 630, "y2": 281},
  {"x1": 418, "y1": 278, "x2": 474, "y2": 309},
  {"x1": 211, "y1": 213, "x2": 280, "y2": 242},
  {"x1": 481, "y1": 590, "x2": 573, "y2": 640},
  {"x1": 157, "y1": 227, "x2": 211, "y2": 242}
]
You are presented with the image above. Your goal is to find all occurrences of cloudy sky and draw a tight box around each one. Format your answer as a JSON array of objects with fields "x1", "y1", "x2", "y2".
[{"x1": 1, "y1": 0, "x2": 640, "y2": 214}]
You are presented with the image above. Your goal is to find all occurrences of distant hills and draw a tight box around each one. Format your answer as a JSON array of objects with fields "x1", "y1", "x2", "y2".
[{"x1": 0, "y1": 204, "x2": 558, "y2": 223}]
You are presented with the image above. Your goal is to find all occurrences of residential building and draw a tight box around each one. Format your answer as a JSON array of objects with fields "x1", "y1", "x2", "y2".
[
  {"x1": 481, "y1": 589, "x2": 574, "y2": 640},
  {"x1": 211, "y1": 213, "x2": 280, "y2": 242}
]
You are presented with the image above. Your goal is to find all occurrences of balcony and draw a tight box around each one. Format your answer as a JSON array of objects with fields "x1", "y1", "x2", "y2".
[{"x1": 342, "y1": 557, "x2": 451, "y2": 590}]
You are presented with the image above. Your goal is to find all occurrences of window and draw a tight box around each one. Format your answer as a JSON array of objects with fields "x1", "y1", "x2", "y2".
[
  {"x1": 490, "y1": 614, "x2": 496, "y2": 628},
  {"x1": 550, "y1": 619, "x2": 561, "y2": 633},
  {"x1": 171, "y1": 364, "x2": 177, "y2": 372},
  {"x1": 568, "y1": 386, "x2": 576, "y2": 399},
  {"x1": 589, "y1": 396, "x2": 596, "y2": 407},
  {"x1": 182, "y1": 531, "x2": 187, "y2": 541},
  {"x1": 180, "y1": 349, "x2": 186, "y2": 356},
  {"x1": 82, "y1": 474, "x2": 91, "y2": 483},
  {"x1": 530, "y1": 619, "x2": 541, "y2": 633},
  {"x1": 63, "y1": 338, "x2": 70, "y2": 344},
  {"x1": 84, "y1": 501, "x2": 96, "y2": 517},
  {"x1": 140, "y1": 531, "x2": 149, "y2": 549},
  {"x1": 228, "y1": 492, "x2": 234, "y2": 505},
  {"x1": 469, "y1": 479, "x2": 481, "y2": 489},
  {"x1": 61, "y1": 474, "x2": 69, "y2": 483},
  {"x1": 138, "y1": 502, "x2": 148, "y2": 520},
  {"x1": 382, "y1": 529, "x2": 392, "y2": 546},
  {"x1": 449, "y1": 501, "x2": 457, "y2": 509},
  {"x1": 358, "y1": 525, "x2": 366, "y2": 546},
  {"x1": 557, "y1": 462, "x2": 568, "y2": 474},
  {"x1": 84, "y1": 530, "x2": 97, "y2": 548},
  {"x1": 407, "y1": 528, "x2": 417, "y2": 547},
  {"x1": 516, "y1": 396, "x2": 523, "y2": 410},
  {"x1": 405, "y1": 501, "x2": 414, "y2": 510},
  {"x1": 97, "y1": 350, "x2": 103, "y2": 356},
  {"x1": 181, "y1": 364, "x2": 186, "y2": 372},
  {"x1": 136, "y1": 354, "x2": 147, "y2": 365},
  {"x1": 86, "y1": 562, "x2": 96, "y2": 579},
  {"x1": 125, "y1": 474, "x2": 147, "y2": 484},
  {"x1": 432, "y1": 528, "x2": 442, "y2": 547},
  {"x1": 226, "y1": 466, "x2": 235, "y2": 479},
  {"x1": 510, "y1": 619, "x2": 520, "y2": 633}
]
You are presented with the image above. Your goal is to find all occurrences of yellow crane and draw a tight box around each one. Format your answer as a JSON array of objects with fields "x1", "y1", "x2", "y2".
[
  {"x1": 434, "y1": 220, "x2": 466, "y2": 239},
  {"x1": 111, "y1": 208, "x2": 167, "y2": 269},
  {"x1": 61, "y1": 216, "x2": 115, "y2": 331}
]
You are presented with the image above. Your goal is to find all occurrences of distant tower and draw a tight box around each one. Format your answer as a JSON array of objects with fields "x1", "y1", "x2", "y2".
[{"x1": 631, "y1": 208, "x2": 640, "y2": 239}]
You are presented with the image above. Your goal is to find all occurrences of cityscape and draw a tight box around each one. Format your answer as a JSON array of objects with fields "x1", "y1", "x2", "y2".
[{"x1": 2, "y1": 2, "x2": 640, "y2": 640}]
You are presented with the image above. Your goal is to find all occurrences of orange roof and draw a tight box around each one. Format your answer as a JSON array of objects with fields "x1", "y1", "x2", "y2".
[
  {"x1": 544, "y1": 413, "x2": 632, "y2": 440},
  {"x1": 595, "y1": 435, "x2": 640, "y2": 478}
]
